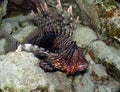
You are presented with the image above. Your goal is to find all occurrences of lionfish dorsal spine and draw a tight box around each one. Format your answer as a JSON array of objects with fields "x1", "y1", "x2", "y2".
[{"x1": 32, "y1": 0, "x2": 75, "y2": 37}]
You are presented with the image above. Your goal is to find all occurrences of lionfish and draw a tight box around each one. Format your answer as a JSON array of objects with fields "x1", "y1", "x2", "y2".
[{"x1": 17, "y1": 0, "x2": 88, "y2": 75}]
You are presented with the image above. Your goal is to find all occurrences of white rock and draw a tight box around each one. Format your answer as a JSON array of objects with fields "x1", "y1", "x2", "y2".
[
  {"x1": 0, "y1": 52, "x2": 72, "y2": 92},
  {"x1": 73, "y1": 25, "x2": 97, "y2": 47}
]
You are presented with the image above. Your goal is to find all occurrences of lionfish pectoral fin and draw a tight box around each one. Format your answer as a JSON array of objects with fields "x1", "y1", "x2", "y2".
[{"x1": 39, "y1": 61, "x2": 57, "y2": 72}]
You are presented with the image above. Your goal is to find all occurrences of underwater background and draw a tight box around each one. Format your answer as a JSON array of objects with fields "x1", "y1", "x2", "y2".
[{"x1": 0, "y1": 0, "x2": 120, "y2": 92}]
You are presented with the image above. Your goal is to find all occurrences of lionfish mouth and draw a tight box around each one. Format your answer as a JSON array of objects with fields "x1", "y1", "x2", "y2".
[{"x1": 17, "y1": 0, "x2": 89, "y2": 75}]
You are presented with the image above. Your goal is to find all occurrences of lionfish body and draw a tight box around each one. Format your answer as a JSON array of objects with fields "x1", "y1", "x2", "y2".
[{"x1": 27, "y1": 0, "x2": 88, "y2": 75}]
